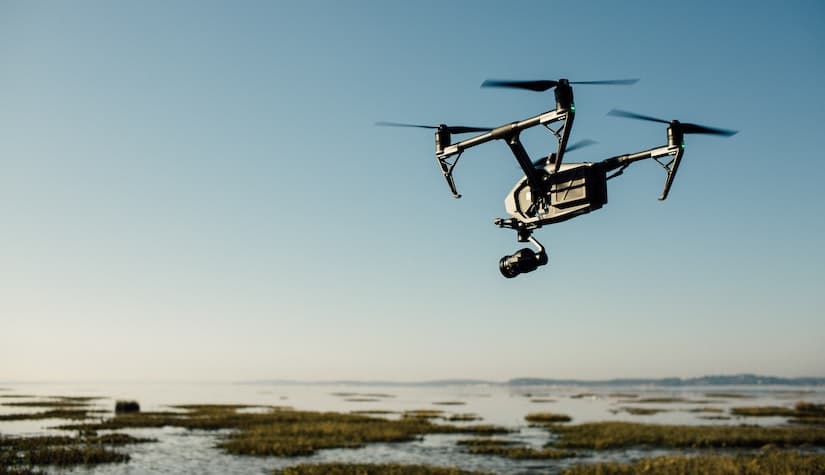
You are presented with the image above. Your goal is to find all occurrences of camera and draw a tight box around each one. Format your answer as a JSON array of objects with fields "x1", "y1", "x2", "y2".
[{"x1": 498, "y1": 248, "x2": 548, "y2": 278}]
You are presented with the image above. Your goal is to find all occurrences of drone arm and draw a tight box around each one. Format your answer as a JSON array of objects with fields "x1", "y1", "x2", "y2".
[
  {"x1": 438, "y1": 108, "x2": 568, "y2": 159},
  {"x1": 600, "y1": 143, "x2": 682, "y2": 199},
  {"x1": 601, "y1": 145, "x2": 671, "y2": 169}
]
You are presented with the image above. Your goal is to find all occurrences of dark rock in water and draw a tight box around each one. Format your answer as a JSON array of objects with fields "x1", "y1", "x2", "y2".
[{"x1": 115, "y1": 400, "x2": 140, "y2": 413}]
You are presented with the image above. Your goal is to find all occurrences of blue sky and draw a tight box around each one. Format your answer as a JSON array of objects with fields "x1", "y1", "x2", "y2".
[{"x1": 2, "y1": 1, "x2": 823, "y2": 382}]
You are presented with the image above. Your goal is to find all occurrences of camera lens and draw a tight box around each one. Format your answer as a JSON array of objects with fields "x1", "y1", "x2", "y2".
[{"x1": 499, "y1": 248, "x2": 539, "y2": 278}]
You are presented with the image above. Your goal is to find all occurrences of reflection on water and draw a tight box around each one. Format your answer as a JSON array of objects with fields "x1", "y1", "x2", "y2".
[{"x1": 1, "y1": 382, "x2": 823, "y2": 474}]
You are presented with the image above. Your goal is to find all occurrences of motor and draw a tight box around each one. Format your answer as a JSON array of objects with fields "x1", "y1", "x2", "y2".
[{"x1": 499, "y1": 247, "x2": 548, "y2": 278}]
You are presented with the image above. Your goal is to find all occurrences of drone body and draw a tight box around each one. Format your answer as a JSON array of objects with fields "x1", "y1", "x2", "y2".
[
  {"x1": 378, "y1": 78, "x2": 736, "y2": 278},
  {"x1": 504, "y1": 160, "x2": 607, "y2": 227}
]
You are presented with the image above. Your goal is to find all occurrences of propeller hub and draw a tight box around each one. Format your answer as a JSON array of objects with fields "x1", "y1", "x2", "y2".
[{"x1": 667, "y1": 125, "x2": 684, "y2": 149}]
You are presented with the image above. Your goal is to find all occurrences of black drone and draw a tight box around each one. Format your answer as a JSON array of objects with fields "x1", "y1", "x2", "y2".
[{"x1": 378, "y1": 77, "x2": 737, "y2": 278}]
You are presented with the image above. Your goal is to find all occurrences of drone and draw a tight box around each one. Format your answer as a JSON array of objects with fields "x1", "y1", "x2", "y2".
[{"x1": 378, "y1": 77, "x2": 737, "y2": 278}]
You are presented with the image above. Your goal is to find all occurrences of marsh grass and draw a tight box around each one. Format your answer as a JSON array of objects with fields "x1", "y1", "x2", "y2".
[
  {"x1": 56, "y1": 405, "x2": 510, "y2": 457},
  {"x1": 688, "y1": 407, "x2": 724, "y2": 413},
  {"x1": 0, "y1": 433, "x2": 153, "y2": 470},
  {"x1": 219, "y1": 410, "x2": 510, "y2": 456},
  {"x1": 619, "y1": 397, "x2": 720, "y2": 406},
  {"x1": 54, "y1": 411, "x2": 190, "y2": 431},
  {"x1": 570, "y1": 393, "x2": 596, "y2": 399},
  {"x1": 466, "y1": 444, "x2": 577, "y2": 459},
  {"x1": 608, "y1": 393, "x2": 637, "y2": 398},
  {"x1": 48, "y1": 396, "x2": 100, "y2": 402},
  {"x1": 525, "y1": 412, "x2": 572, "y2": 423},
  {"x1": 447, "y1": 414, "x2": 481, "y2": 422},
  {"x1": 350, "y1": 410, "x2": 398, "y2": 416},
  {"x1": 731, "y1": 406, "x2": 797, "y2": 417},
  {"x1": 546, "y1": 421, "x2": 825, "y2": 449},
  {"x1": 456, "y1": 438, "x2": 518, "y2": 447},
  {"x1": 274, "y1": 463, "x2": 491, "y2": 475},
  {"x1": 3, "y1": 446, "x2": 128, "y2": 466},
  {"x1": 704, "y1": 392, "x2": 752, "y2": 399},
  {"x1": 457, "y1": 437, "x2": 576, "y2": 459},
  {"x1": 529, "y1": 398, "x2": 556, "y2": 403},
  {"x1": 730, "y1": 402, "x2": 825, "y2": 420},
  {"x1": 792, "y1": 417, "x2": 825, "y2": 425},
  {"x1": 630, "y1": 397, "x2": 686, "y2": 403},
  {"x1": 0, "y1": 408, "x2": 97, "y2": 421},
  {"x1": 795, "y1": 402, "x2": 825, "y2": 413},
  {"x1": 432, "y1": 401, "x2": 466, "y2": 406},
  {"x1": 617, "y1": 407, "x2": 669, "y2": 416},
  {"x1": 343, "y1": 398, "x2": 381, "y2": 402},
  {"x1": 332, "y1": 393, "x2": 395, "y2": 399},
  {"x1": 0, "y1": 396, "x2": 103, "y2": 423},
  {"x1": 0, "y1": 395, "x2": 98, "y2": 403},
  {"x1": 457, "y1": 425, "x2": 513, "y2": 435},
  {"x1": 2, "y1": 401, "x2": 91, "y2": 408},
  {"x1": 402, "y1": 409, "x2": 444, "y2": 419},
  {"x1": 561, "y1": 450, "x2": 825, "y2": 475},
  {"x1": 0, "y1": 467, "x2": 42, "y2": 475}
]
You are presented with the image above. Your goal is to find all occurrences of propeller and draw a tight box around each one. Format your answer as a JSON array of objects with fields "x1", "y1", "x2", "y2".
[
  {"x1": 607, "y1": 109, "x2": 738, "y2": 137},
  {"x1": 375, "y1": 121, "x2": 492, "y2": 134},
  {"x1": 531, "y1": 139, "x2": 598, "y2": 168},
  {"x1": 565, "y1": 138, "x2": 598, "y2": 152},
  {"x1": 481, "y1": 78, "x2": 639, "y2": 92}
]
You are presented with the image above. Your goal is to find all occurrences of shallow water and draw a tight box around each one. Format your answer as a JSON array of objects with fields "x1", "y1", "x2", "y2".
[{"x1": 1, "y1": 382, "x2": 823, "y2": 474}]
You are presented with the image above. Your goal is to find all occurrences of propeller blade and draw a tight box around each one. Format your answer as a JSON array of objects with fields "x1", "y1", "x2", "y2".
[
  {"x1": 681, "y1": 123, "x2": 738, "y2": 137},
  {"x1": 565, "y1": 138, "x2": 598, "y2": 152},
  {"x1": 375, "y1": 121, "x2": 491, "y2": 134},
  {"x1": 375, "y1": 121, "x2": 437, "y2": 130},
  {"x1": 482, "y1": 78, "x2": 638, "y2": 92},
  {"x1": 607, "y1": 109, "x2": 670, "y2": 124},
  {"x1": 607, "y1": 110, "x2": 738, "y2": 137},
  {"x1": 571, "y1": 78, "x2": 640, "y2": 86},
  {"x1": 481, "y1": 79, "x2": 558, "y2": 92},
  {"x1": 532, "y1": 139, "x2": 598, "y2": 168}
]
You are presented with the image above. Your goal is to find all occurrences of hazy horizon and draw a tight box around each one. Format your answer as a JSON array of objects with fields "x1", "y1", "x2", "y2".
[{"x1": 3, "y1": 1, "x2": 824, "y2": 382}]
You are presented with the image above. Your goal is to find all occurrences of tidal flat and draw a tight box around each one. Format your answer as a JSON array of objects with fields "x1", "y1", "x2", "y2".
[{"x1": 1, "y1": 382, "x2": 824, "y2": 474}]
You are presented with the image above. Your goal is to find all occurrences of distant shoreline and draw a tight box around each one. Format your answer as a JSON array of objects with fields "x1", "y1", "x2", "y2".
[
  {"x1": 241, "y1": 374, "x2": 825, "y2": 387},
  {"x1": 4, "y1": 374, "x2": 824, "y2": 387}
]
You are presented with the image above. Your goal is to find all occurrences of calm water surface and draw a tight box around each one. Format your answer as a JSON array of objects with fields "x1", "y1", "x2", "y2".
[{"x1": 1, "y1": 382, "x2": 823, "y2": 474}]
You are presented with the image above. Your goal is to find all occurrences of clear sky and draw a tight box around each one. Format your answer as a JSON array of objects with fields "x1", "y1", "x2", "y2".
[{"x1": 2, "y1": 1, "x2": 824, "y2": 382}]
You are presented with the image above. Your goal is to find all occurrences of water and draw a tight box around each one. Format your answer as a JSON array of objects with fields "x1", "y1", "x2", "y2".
[{"x1": 1, "y1": 382, "x2": 823, "y2": 474}]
